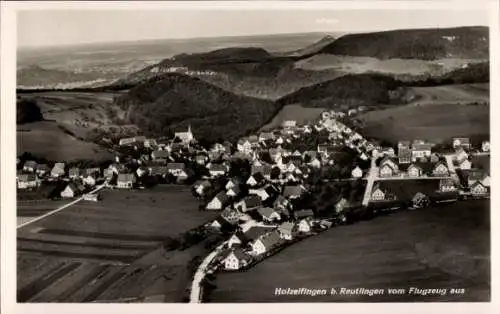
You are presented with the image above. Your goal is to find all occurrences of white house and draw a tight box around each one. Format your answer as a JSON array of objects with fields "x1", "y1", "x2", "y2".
[
  {"x1": 174, "y1": 125, "x2": 195, "y2": 144},
  {"x1": 206, "y1": 192, "x2": 230, "y2": 211},
  {"x1": 223, "y1": 250, "x2": 252, "y2": 270},
  {"x1": 458, "y1": 159, "x2": 472, "y2": 170},
  {"x1": 117, "y1": 173, "x2": 136, "y2": 189},
  {"x1": 470, "y1": 181, "x2": 488, "y2": 196},
  {"x1": 61, "y1": 182, "x2": 85, "y2": 198},
  {"x1": 82, "y1": 174, "x2": 97, "y2": 187},
  {"x1": 17, "y1": 174, "x2": 39, "y2": 190},
  {"x1": 351, "y1": 166, "x2": 363, "y2": 178},
  {"x1": 277, "y1": 222, "x2": 296, "y2": 240},
  {"x1": 482, "y1": 141, "x2": 490, "y2": 152},
  {"x1": 371, "y1": 186, "x2": 385, "y2": 201},
  {"x1": 297, "y1": 219, "x2": 312, "y2": 233}
]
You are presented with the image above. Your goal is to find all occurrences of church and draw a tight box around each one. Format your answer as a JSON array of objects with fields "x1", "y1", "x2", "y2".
[{"x1": 174, "y1": 125, "x2": 196, "y2": 144}]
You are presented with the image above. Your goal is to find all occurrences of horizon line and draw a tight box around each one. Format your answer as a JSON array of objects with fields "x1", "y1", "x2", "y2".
[{"x1": 17, "y1": 24, "x2": 488, "y2": 51}]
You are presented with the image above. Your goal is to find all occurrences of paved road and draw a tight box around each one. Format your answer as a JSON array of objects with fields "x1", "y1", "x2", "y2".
[
  {"x1": 190, "y1": 241, "x2": 227, "y2": 303},
  {"x1": 17, "y1": 184, "x2": 106, "y2": 229},
  {"x1": 361, "y1": 157, "x2": 378, "y2": 206}
]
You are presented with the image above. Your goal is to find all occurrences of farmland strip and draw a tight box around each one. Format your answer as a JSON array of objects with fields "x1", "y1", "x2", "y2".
[
  {"x1": 38, "y1": 228, "x2": 173, "y2": 242},
  {"x1": 82, "y1": 271, "x2": 128, "y2": 302},
  {"x1": 54, "y1": 265, "x2": 111, "y2": 302},
  {"x1": 18, "y1": 262, "x2": 80, "y2": 302},
  {"x1": 17, "y1": 238, "x2": 157, "y2": 251},
  {"x1": 18, "y1": 248, "x2": 138, "y2": 263}
]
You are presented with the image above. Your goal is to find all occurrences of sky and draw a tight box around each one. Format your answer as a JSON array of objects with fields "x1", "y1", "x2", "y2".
[{"x1": 17, "y1": 9, "x2": 489, "y2": 48}]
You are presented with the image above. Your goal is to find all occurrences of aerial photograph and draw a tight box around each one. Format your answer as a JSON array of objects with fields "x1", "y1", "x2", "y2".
[{"x1": 15, "y1": 7, "x2": 490, "y2": 303}]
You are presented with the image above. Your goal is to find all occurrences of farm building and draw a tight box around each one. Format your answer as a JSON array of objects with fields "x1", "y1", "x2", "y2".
[
  {"x1": 250, "y1": 230, "x2": 282, "y2": 255},
  {"x1": 61, "y1": 182, "x2": 85, "y2": 198},
  {"x1": 117, "y1": 173, "x2": 136, "y2": 189},
  {"x1": 17, "y1": 173, "x2": 39, "y2": 190},
  {"x1": 206, "y1": 191, "x2": 230, "y2": 211}
]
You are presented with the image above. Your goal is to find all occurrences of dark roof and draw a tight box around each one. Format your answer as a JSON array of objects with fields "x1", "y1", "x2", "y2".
[
  {"x1": 257, "y1": 207, "x2": 278, "y2": 219},
  {"x1": 166, "y1": 163, "x2": 186, "y2": 170},
  {"x1": 242, "y1": 195, "x2": 262, "y2": 208},
  {"x1": 18, "y1": 173, "x2": 37, "y2": 182},
  {"x1": 278, "y1": 222, "x2": 295, "y2": 234},
  {"x1": 214, "y1": 191, "x2": 231, "y2": 205},
  {"x1": 294, "y1": 209, "x2": 314, "y2": 218},
  {"x1": 118, "y1": 173, "x2": 136, "y2": 182},
  {"x1": 249, "y1": 172, "x2": 265, "y2": 182},
  {"x1": 282, "y1": 185, "x2": 306, "y2": 198},
  {"x1": 24, "y1": 161, "x2": 38, "y2": 168},
  {"x1": 152, "y1": 150, "x2": 170, "y2": 158},
  {"x1": 258, "y1": 230, "x2": 282, "y2": 249},
  {"x1": 244, "y1": 226, "x2": 274, "y2": 241}
]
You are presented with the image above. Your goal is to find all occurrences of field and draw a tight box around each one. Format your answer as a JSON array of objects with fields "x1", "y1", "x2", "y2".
[
  {"x1": 260, "y1": 104, "x2": 325, "y2": 131},
  {"x1": 209, "y1": 200, "x2": 490, "y2": 302},
  {"x1": 17, "y1": 185, "x2": 219, "y2": 302},
  {"x1": 294, "y1": 54, "x2": 486, "y2": 77},
  {"x1": 17, "y1": 121, "x2": 114, "y2": 162},
  {"x1": 357, "y1": 84, "x2": 489, "y2": 144}
]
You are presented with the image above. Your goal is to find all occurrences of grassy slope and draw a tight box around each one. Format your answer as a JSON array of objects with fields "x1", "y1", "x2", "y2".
[
  {"x1": 209, "y1": 200, "x2": 490, "y2": 302},
  {"x1": 17, "y1": 121, "x2": 113, "y2": 162},
  {"x1": 17, "y1": 186, "x2": 218, "y2": 302},
  {"x1": 357, "y1": 83, "x2": 489, "y2": 143}
]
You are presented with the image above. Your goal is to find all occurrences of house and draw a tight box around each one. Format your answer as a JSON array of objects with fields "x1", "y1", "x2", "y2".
[
  {"x1": 282, "y1": 120, "x2": 297, "y2": 129},
  {"x1": 282, "y1": 185, "x2": 307, "y2": 199},
  {"x1": 257, "y1": 207, "x2": 281, "y2": 222},
  {"x1": 432, "y1": 162, "x2": 449, "y2": 176},
  {"x1": 82, "y1": 174, "x2": 97, "y2": 187},
  {"x1": 411, "y1": 143, "x2": 432, "y2": 161},
  {"x1": 119, "y1": 136, "x2": 146, "y2": 146},
  {"x1": 297, "y1": 219, "x2": 313, "y2": 233},
  {"x1": 166, "y1": 163, "x2": 187, "y2": 177},
  {"x1": 379, "y1": 163, "x2": 397, "y2": 178},
  {"x1": 277, "y1": 222, "x2": 297, "y2": 240},
  {"x1": 60, "y1": 182, "x2": 85, "y2": 198},
  {"x1": 371, "y1": 184, "x2": 386, "y2": 201},
  {"x1": 273, "y1": 195, "x2": 291, "y2": 213},
  {"x1": 221, "y1": 207, "x2": 241, "y2": 225},
  {"x1": 17, "y1": 174, "x2": 39, "y2": 189},
  {"x1": 144, "y1": 138, "x2": 157, "y2": 148},
  {"x1": 206, "y1": 191, "x2": 230, "y2": 210},
  {"x1": 351, "y1": 166, "x2": 363, "y2": 178},
  {"x1": 103, "y1": 168, "x2": 114, "y2": 181},
  {"x1": 136, "y1": 166, "x2": 148, "y2": 178},
  {"x1": 226, "y1": 177, "x2": 242, "y2": 190},
  {"x1": 467, "y1": 170, "x2": 489, "y2": 187},
  {"x1": 85, "y1": 167, "x2": 101, "y2": 177},
  {"x1": 439, "y1": 178, "x2": 456, "y2": 192},
  {"x1": 259, "y1": 132, "x2": 276, "y2": 142},
  {"x1": 293, "y1": 209, "x2": 314, "y2": 220},
  {"x1": 151, "y1": 150, "x2": 170, "y2": 161},
  {"x1": 223, "y1": 249, "x2": 252, "y2": 270},
  {"x1": 68, "y1": 167, "x2": 81, "y2": 179},
  {"x1": 148, "y1": 164, "x2": 169, "y2": 177},
  {"x1": 174, "y1": 125, "x2": 195, "y2": 144},
  {"x1": 249, "y1": 184, "x2": 277, "y2": 201},
  {"x1": 35, "y1": 164, "x2": 50, "y2": 177},
  {"x1": 227, "y1": 185, "x2": 242, "y2": 198},
  {"x1": 195, "y1": 154, "x2": 208, "y2": 165},
  {"x1": 398, "y1": 147, "x2": 412, "y2": 164},
  {"x1": 246, "y1": 172, "x2": 265, "y2": 187},
  {"x1": 470, "y1": 181, "x2": 489, "y2": 196},
  {"x1": 235, "y1": 195, "x2": 262, "y2": 212},
  {"x1": 308, "y1": 157, "x2": 322, "y2": 169},
  {"x1": 251, "y1": 231, "x2": 282, "y2": 255},
  {"x1": 237, "y1": 138, "x2": 253, "y2": 153},
  {"x1": 228, "y1": 231, "x2": 248, "y2": 248},
  {"x1": 482, "y1": 141, "x2": 490, "y2": 152},
  {"x1": 193, "y1": 180, "x2": 212, "y2": 196},
  {"x1": 407, "y1": 164, "x2": 423, "y2": 177},
  {"x1": 457, "y1": 158, "x2": 472, "y2": 170},
  {"x1": 208, "y1": 163, "x2": 227, "y2": 177},
  {"x1": 453, "y1": 137, "x2": 471, "y2": 150},
  {"x1": 117, "y1": 173, "x2": 136, "y2": 189},
  {"x1": 51, "y1": 163, "x2": 66, "y2": 177}
]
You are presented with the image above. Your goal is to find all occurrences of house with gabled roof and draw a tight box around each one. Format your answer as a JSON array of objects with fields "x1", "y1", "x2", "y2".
[
  {"x1": 457, "y1": 158, "x2": 472, "y2": 170},
  {"x1": 51, "y1": 163, "x2": 66, "y2": 177},
  {"x1": 411, "y1": 143, "x2": 433, "y2": 161},
  {"x1": 482, "y1": 141, "x2": 490, "y2": 152},
  {"x1": 259, "y1": 132, "x2": 276, "y2": 142},
  {"x1": 166, "y1": 162, "x2": 187, "y2": 176},
  {"x1": 432, "y1": 161, "x2": 449, "y2": 176},
  {"x1": 193, "y1": 180, "x2": 212, "y2": 197},
  {"x1": 297, "y1": 218, "x2": 313, "y2": 233},
  {"x1": 226, "y1": 177, "x2": 242, "y2": 190},
  {"x1": 470, "y1": 181, "x2": 489, "y2": 196},
  {"x1": 379, "y1": 163, "x2": 397, "y2": 178},
  {"x1": 222, "y1": 248, "x2": 253, "y2": 270},
  {"x1": 151, "y1": 150, "x2": 170, "y2": 161},
  {"x1": 221, "y1": 207, "x2": 241, "y2": 225},
  {"x1": 467, "y1": 169, "x2": 489, "y2": 188},
  {"x1": 257, "y1": 207, "x2": 281, "y2": 222},
  {"x1": 227, "y1": 185, "x2": 242, "y2": 198},
  {"x1": 68, "y1": 167, "x2": 81, "y2": 179},
  {"x1": 282, "y1": 184, "x2": 307, "y2": 199},
  {"x1": 61, "y1": 182, "x2": 85, "y2": 198},
  {"x1": 351, "y1": 166, "x2": 363, "y2": 178},
  {"x1": 17, "y1": 173, "x2": 40, "y2": 189},
  {"x1": 35, "y1": 164, "x2": 50, "y2": 177},
  {"x1": 294, "y1": 209, "x2": 314, "y2": 220},
  {"x1": 235, "y1": 195, "x2": 262, "y2": 212},
  {"x1": 117, "y1": 173, "x2": 136, "y2": 189},
  {"x1": 206, "y1": 191, "x2": 231, "y2": 211},
  {"x1": 439, "y1": 178, "x2": 456, "y2": 192},
  {"x1": 453, "y1": 137, "x2": 471, "y2": 150},
  {"x1": 249, "y1": 184, "x2": 279, "y2": 201},
  {"x1": 82, "y1": 173, "x2": 97, "y2": 187},
  {"x1": 23, "y1": 160, "x2": 38, "y2": 173},
  {"x1": 277, "y1": 222, "x2": 297, "y2": 240},
  {"x1": 208, "y1": 163, "x2": 227, "y2": 177},
  {"x1": 251, "y1": 230, "x2": 282, "y2": 255},
  {"x1": 246, "y1": 172, "x2": 265, "y2": 187}
]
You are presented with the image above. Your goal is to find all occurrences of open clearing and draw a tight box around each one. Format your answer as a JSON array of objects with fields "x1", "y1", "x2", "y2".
[
  {"x1": 209, "y1": 200, "x2": 489, "y2": 302},
  {"x1": 260, "y1": 104, "x2": 325, "y2": 131},
  {"x1": 294, "y1": 54, "x2": 486, "y2": 77},
  {"x1": 357, "y1": 84, "x2": 489, "y2": 144},
  {"x1": 17, "y1": 121, "x2": 114, "y2": 162},
  {"x1": 17, "y1": 185, "x2": 219, "y2": 302}
]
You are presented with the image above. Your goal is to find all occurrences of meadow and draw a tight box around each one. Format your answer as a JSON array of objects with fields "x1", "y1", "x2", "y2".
[
  {"x1": 17, "y1": 185, "x2": 219, "y2": 302},
  {"x1": 208, "y1": 200, "x2": 490, "y2": 302}
]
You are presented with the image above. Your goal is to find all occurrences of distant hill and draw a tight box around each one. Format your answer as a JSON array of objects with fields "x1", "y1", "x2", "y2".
[
  {"x1": 280, "y1": 35, "x2": 338, "y2": 58},
  {"x1": 318, "y1": 26, "x2": 489, "y2": 60},
  {"x1": 276, "y1": 73, "x2": 405, "y2": 109},
  {"x1": 114, "y1": 73, "x2": 280, "y2": 143}
]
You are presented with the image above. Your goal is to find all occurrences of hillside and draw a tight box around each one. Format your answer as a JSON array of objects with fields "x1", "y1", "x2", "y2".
[
  {"x1": 17, "y1": 98, "x2": 44, "y2": 124},
  {"x1": 114, "y1": 73, "x2": 279, "y2": 143},
  {"x1": 276, "y1": 73, "x2": 405, "y2": 109},
  {"x1": 318, "y1": 26, "x2": 489, "y2": 60},
  {"x1": 279, "y1": 35, "x2": 338, "y2": 58}
]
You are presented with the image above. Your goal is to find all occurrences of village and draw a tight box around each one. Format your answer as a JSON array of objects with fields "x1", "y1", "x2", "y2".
[{"x1": 16, "y1": 108, "x2": 491, "y2": 301}]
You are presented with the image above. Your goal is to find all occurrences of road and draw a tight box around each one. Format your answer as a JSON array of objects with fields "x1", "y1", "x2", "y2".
[
  {"x1": 17, "y1": 184, "x2": 106, "y2": 229},
  {"x1": 361, "y1": 157, "x2": 378, "y2": 206},
  {"x1": 444, "y1": 154, "x2": 461, "y2": 184},
  {"x1": 189, "y1": 241, "x2": 227, "y2": 303}
]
